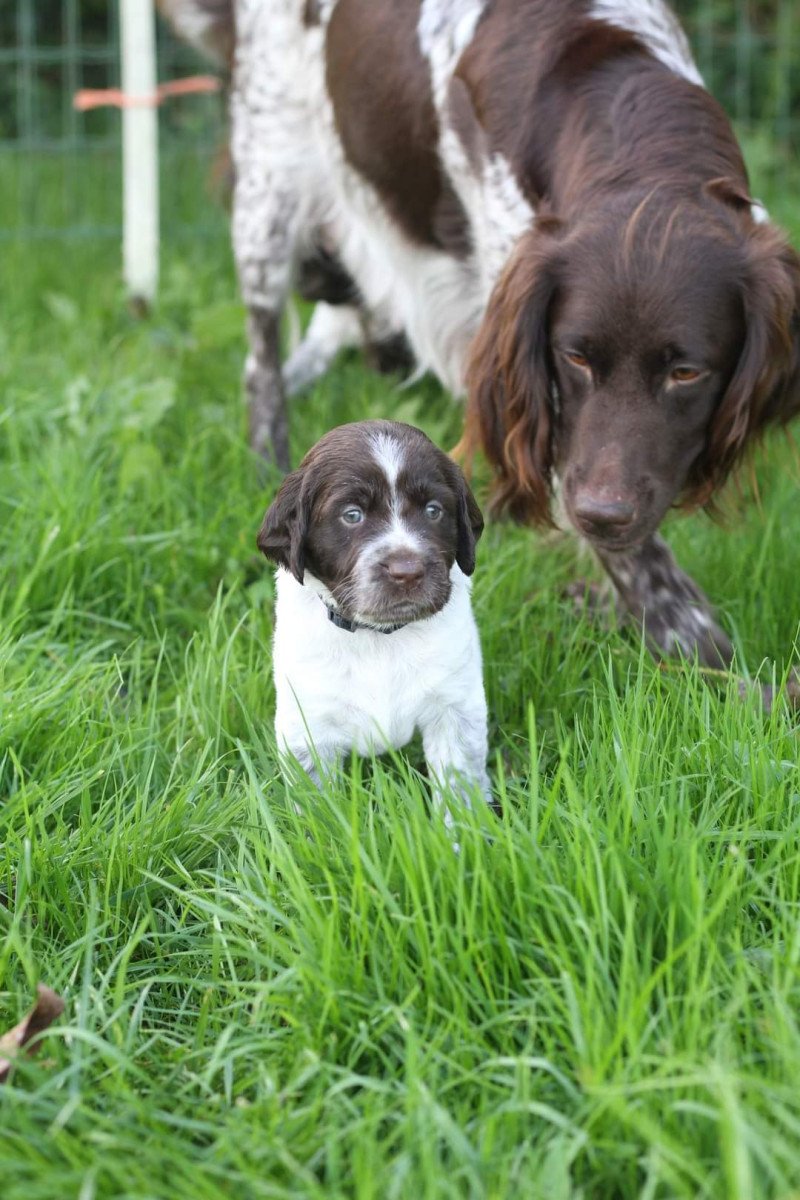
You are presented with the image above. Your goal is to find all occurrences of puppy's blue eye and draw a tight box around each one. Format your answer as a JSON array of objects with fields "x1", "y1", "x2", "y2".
[
  {"x1": 425, "y1": 501, "x2": 443, "y2": 521},
  {"x1": 341, "y1": 507, "x2": 364, "y2": 525}
]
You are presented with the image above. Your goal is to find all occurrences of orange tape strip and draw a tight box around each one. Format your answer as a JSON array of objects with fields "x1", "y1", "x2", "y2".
[{"x1": 74, "y1": 74, "x2": 220, "y2": 111}]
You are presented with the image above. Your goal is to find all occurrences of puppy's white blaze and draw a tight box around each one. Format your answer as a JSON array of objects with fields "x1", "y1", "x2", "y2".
[
  {"x1": 370, "y1": 431, "x2": 416, "y2": 537},
  {"x1": 382, "y1": 514, "x2": 425, "y2": 555},
  {"x1": 350, "y1": 433, "x2": 429, "y2": 609},
  {"x1": 370, "y1": 431, "x2": 405, "y2": 492}
]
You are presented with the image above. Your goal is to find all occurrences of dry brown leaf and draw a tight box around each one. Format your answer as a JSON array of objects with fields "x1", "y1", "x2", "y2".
[{"x1": 0, "y1": 985, "x2": 65, "y2": 1082}]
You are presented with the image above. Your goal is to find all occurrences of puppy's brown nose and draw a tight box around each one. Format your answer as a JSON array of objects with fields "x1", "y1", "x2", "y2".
[
  {"x1": 573, "y1": 491, "x2": 636, "y2": 531},
  {"x1": 382, "y1": 554, "x2": 425, "y2": 585}
]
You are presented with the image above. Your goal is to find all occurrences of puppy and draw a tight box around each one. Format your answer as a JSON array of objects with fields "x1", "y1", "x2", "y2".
[{"x1": 257, "y1": 420, "x2": 491, "y2": 827}]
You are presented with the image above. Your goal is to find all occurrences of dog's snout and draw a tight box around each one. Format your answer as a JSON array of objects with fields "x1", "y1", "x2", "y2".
[
  {"x1": 573, "y1": 490, "x2": 636, "y2": 531},
  {"x1": 382, "y1": 553, "x2": 426, "y2": 585}
]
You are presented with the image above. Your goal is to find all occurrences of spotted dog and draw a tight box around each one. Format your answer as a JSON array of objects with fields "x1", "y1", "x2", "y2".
[{"x1": 163, "y1": 0, "x2": 800, "y2": 679}]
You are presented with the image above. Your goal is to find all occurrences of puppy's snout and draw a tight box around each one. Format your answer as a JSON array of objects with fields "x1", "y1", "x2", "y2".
[{"x1": 381, "y1": 553, "x2": 426, "y2": 586}]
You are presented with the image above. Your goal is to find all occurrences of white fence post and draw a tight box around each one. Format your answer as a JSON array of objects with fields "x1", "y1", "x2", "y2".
[{"x1": 120, "y1": 0, "x2": 159, "y2": 306}]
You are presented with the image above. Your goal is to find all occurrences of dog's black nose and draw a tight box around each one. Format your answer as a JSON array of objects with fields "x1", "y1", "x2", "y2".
[
  {"x1": 573, "y1": 491, "x2": 636, "y2": 532},
  {"x1": 382, "y1": 555, "x2": 425, "y2": 585}
]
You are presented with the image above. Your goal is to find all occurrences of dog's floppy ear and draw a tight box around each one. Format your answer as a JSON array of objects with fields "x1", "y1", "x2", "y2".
[
  {"x1": 256, "y1": 467, "x2": 309, "y2": 583},
  {"x1": 689, "y1": 221, "x2": 800, "y2": 503},
  {"x1": 459, "y1": 216, "x2": 563, "y2": 525},
  {"x1": 445, "y1": 459, "x2": 484, "y2": 576}
]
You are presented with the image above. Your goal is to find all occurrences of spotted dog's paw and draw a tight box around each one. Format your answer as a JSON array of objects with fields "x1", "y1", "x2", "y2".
[
  {"x1": 738, "y1": 667, "x2": 800, "y2": 714},
  {"x1": 565, "y1": 579, "x2": 626, "y2": 631}
]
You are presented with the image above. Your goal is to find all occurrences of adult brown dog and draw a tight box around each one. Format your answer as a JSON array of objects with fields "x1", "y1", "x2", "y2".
[{"x1": 164, "y1": 0, "x2": 800, "y2": 671}]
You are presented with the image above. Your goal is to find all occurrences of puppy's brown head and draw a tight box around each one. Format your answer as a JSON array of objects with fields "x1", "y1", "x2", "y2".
[{"x1": 257, "y1": 420, "x2": 484, "y2": 629}]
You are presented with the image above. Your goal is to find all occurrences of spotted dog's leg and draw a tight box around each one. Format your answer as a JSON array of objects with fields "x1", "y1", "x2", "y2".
[
  {"x1": 233, "y1": 166, "x2": 298, "y2": 468},
  {"x1": 595, "y1": 533, "x2": 733, "y2": 668},
  {"x1": 283, "y1": 303, "x2": 416, "y2": 398},
  {"x1": 230, "y1": 10, "x2": 307, "y2": 469},
  {"x1": 565, "y1": 578, "x2": 627, "y2": 630},
  {"x1": 295, "y1": 243, "x2": 360, "y2": 307},
  {"x1": 596, "y1": 535, "x2": 800, "y2": 709},
  {"x1": 243, "y1": 305, "x2": 289, "y2": 467},
  {"x1": 362, "y1": 328, "x2": 415, "y2": 378},
  {"x1": 282, "y1": 303, "x2": 365, "y2": 397}
]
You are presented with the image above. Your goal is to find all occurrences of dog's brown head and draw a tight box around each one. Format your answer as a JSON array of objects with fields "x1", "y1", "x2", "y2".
[
  {"x1": 258, "y1": 420, "x2": 484, "y2": 628},
  {"x1": 464, "y1": 186, "x2": 800, "y2": 549}
]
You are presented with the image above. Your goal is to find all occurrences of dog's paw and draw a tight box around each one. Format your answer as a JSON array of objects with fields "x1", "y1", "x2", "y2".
[
  {"x1": 737, "y1": 667, "x2": 800, "y2": 714},
  {"x1": 565, "y1": 579, "x2": 624, "y2": 629}
]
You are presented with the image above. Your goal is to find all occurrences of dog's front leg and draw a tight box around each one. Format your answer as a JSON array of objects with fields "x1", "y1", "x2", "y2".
[
  {"x1": 594, "y1": 532, "x2": 733, "y2": 668},
  {"x1": 291, "y1": 741, "x2": 340, "y2": 790},
  {"x1": 421, "y1": 705, "x2": 492, "y2": 834},
  {"x1": 243, "y1": 305, "x2": 288, "y2": 468},
  {"x1": 282, "y1": 303, "x2": 365, "y2": 397},
  {"x1": 231, "y1": 75, "x2": 303, "y2": 468}
]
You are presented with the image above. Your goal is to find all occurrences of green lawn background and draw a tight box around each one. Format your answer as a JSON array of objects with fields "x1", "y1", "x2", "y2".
[{"x1": 1, "y1": 135, "x2": 799, "y2": 1198}]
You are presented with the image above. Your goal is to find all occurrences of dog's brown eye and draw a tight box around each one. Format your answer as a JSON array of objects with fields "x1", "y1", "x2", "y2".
[
  {"x1": 670, "y1": 366, "x2": 702, "y2": 384},
  {"x1": 425, "y1": 501, "x2": 443, "y2": 521},
  {"x1": 563, "y1": 349, "x2": 590, "y2": 371},
  {"x1": 341, "y1": 506, "x2": 364, "y2": 525}
]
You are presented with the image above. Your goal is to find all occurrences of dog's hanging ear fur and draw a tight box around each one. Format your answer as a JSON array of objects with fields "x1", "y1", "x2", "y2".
[
  {"x1": 444, "y1": 458, "x2": 484, "y2": 576},
  {"x1": 257, "y1": 467, "x2": 309, "y2": 583},
  {"x1": 687, "y1": 215, "x2": 800, "y2": 505},
  {"x1": 459, "y1": 216, "x2": 563, "y2": 525}
]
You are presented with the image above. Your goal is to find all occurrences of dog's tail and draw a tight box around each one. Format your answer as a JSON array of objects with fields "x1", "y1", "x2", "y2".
[{"x1": 158, "y1": 0, "x2": 234, "y2": 66}]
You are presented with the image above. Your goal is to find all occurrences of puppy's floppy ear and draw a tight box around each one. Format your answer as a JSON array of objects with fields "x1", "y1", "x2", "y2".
[
  {"x1": 689, "y1": 220, "x2": 800, "y2": 503},
  {"x1": 445, "y1": 459, "x2": 484, "y2": 576},
  {"x1": 256, "y1": 468, "x2": 309, "y2": 583},
  {"x1": 459, "y1": 215, "x2": 563, "y2": 525}
]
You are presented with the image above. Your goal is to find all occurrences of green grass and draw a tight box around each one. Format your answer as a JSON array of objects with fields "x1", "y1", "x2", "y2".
[
  {"x1": 1, "y1": 156, "x2": 800, "y2": 1200},
  {"x1": 0, "y1": 146, "x2": 226, "y2": 241}
]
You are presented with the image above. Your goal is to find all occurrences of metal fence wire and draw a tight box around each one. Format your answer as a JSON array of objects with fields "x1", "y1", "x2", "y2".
[
  {"x1": 0, "y1": 0, "x2": 797, "y2": 242},
  {"x1": 0, "y1": 0, "x2": 226, "y2": 241}
]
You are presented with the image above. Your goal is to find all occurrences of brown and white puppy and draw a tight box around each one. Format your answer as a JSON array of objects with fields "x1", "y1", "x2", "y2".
[
  {"x1": 257, "y1": 420, "x2": 491, "y2": 824},
  {"x1": 165, "y1": 0, "x2": 800, "y2": 674}
]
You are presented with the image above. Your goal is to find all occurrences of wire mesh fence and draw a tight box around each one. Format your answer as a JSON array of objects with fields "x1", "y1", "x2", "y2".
[
  {"x1": 673, "y1": 0, "x2": 799, "y2": 209},
  {"x1": 0, "y1": 0, "x2": 226, "y2": 242},
  {"x1": 0, "y1": 1, "x2": 797, "y2": 243}
]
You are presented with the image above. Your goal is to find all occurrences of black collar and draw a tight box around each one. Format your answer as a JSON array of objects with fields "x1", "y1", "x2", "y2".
[{"x1": 325, "y1": 603, "x2": 406, "y2": 635}]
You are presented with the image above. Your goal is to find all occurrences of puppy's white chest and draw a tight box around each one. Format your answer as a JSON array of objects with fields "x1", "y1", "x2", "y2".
[
  {"x1": 272, "y1": 569, "x2": 475, "y2": 762},
  {"x1": 306, "y1": 651, "x2": 420, "y2": 754}
]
